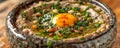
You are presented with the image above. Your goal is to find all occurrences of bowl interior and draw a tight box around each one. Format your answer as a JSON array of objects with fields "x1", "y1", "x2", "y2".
[{"x1": 6, "y1": 0, "x2": 116, "y2": 43}]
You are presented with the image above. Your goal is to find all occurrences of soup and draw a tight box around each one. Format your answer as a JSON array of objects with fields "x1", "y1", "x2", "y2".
[{"x1": 16, "y1": 0, "x2": 110, "y2": 41}]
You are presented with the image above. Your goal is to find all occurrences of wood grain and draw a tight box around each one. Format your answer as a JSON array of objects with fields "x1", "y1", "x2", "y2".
[{"x1": 0, "y1": 0, "x2": 120, "y2": 48}]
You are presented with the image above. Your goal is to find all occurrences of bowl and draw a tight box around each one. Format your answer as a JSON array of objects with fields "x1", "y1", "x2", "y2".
[{"x1": 6, "y1": 0, "x2": 117, "y2": 48}]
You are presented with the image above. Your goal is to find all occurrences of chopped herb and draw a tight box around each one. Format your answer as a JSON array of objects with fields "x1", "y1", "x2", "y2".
[
  {"x1": 42, "y1": 14, "x2": 52, "y2": 22},
  {"x1": 66, "y1": 7, "x2": 72, "y2": 11},
  {"x1": 85, "y1": 26, "x2": 91, "y2": 30},
  {"x1": 41, "y1": 10, "x2": 48, "y2": 14},
  {"x1": 21, "y1": 12, "x2": 31, "y2": 21},
  {"x1": 72, "y1": 7, "x2": 80, "y2": 11},
  {"x1": 82, "y1": 11, "x2": 90, "y2": 21},
  {"x1": 58, "y1": 7, "x2": 72, "y2": 13},
  {"x1": 38, "y1": 24, "x2": 43, "y2": 29},
  {"x1": 56, "y1": 27, "x2": 72, "y2": 38},
  {"x1": 33, "y1": 7, "x2": 40, "y2": 13},
  {"x1": 53, "y1": 35, "x2": 59, "y2": 40},
  {"x1": 21, "y1": 12, "x2": 26, "y2": 18},
  {"x1": 59, "y1": 9, "x2": 65, "y2": 13},
  {"x1": 76, "y1": 21, "x2": 82, "y2": 25},
  {"x1": 74, "y1": 26, "x2": 80, "y2": 29},
  {"x1": 46, "y1": 41, "x2": 52, "y2": 48},
  {"x1": 35, "y1": 32, "x2": 41, "y2": 36},
  {"x1": 75, "y1": 21, "x2": 89, "y2": 27},
  {"x1": 82, "y1": 21, "x2": 89, "y2": 26},
  {"x1": 80, "y1": 37, "x2": 86, "y2": 41},
  {"x1": 94, "y1": 23, "x2": 101, "y2": 28},
  {"x1": 26, "y1": 16, "x2": 31, "y2": 21},
  {"x1": 50, "y1": 13, "x2": 57, "y2": 17},
  {"x1": 51, "y1": 2, "x2": 61, "y2": 9},
  {"x1": 82, "y1": 11, "x2": 89, "y2": 16},
  {"x1": 61, "y1": 27, "x2": 71, "y2": 34},
  {"x1": 56, "y1": 0, "x2": 60, "y2": 6},
  {"x1": 85, "y1": 5, "x2": 92, "y2": 11},
  {"x1": 75, "y1": 21, "x2": 83, "y2": 29},
  {"x1": 41, "y1": 30, "x2": 49, "y2": 37},
  {"x1": 63, "y1": 36, "x2": 68, "y2": 38},
  {"x1": 58, "y1": 8, "x2": 66, "y2": 13},
  {"x1": 85, "y1": 12, "x2": 89, "y2": 17},
  {"x1": 48, "y1": 22, "x2": 55, "y2": 27}
]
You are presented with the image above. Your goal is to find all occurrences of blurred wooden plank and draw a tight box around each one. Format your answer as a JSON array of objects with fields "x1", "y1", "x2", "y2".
[{"x1": 100, "y1": 0, "x2": 115, "y2": 8}]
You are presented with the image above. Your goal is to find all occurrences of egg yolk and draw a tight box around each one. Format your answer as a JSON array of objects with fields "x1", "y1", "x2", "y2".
[{"x1": 53, "y1": 13, "x2": 77, "y2": 27}]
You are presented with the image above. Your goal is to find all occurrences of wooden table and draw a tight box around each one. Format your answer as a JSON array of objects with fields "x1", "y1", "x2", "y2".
[{"x1": 0, "y1": 0, "x2": 120, "y2": 48}]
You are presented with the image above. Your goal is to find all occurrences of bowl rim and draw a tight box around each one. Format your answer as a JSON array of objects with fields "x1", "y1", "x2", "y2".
[{"x1": 6, "y1": 0, "x2": 116, "y2": 44}]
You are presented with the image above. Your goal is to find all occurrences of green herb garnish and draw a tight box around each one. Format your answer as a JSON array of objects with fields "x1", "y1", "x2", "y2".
[
  {"x1": 21, "y1": 12, "x2": 31, "y2": 21},
  {"x1": 51, "y1": 3, "x2": 61, "y2": 9},
  {"x1": 21, "y1": 12, "x2": 26, "y2": 18},
  {"x1": 94, "y1": 23, "x2": 101, "y2": 28},
  {"x1": 80, "y1": 37, "x2": 86, "y2": 41},
  {"x1": 58, "y1": 8, "x2": 67, "y2": 13},
  {"x1": 72, "y1": 7, "x2": 80, "y2": 11},
  {"x1": 47, "y1": 41, "x2": 52, "y2": 48},
  {"x1": 33, "y1": 7, "x2": 40, "y2": 13},
  {"x1": 53, "y1": 35, "x2": 59, "y2": 40}
]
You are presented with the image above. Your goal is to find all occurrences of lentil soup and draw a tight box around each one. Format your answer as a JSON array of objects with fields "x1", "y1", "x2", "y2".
[
  {"x1": 16, "y1": 0, "x2": 109, "y2": 40},
  {"x1": 6, "y1": 0, "x2": 116, "y2": 48}
]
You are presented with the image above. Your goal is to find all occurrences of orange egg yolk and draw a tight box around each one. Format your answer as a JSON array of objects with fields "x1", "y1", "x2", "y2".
[{"x1": 53, "y1": 13, "x2": 77, "y2": 27}]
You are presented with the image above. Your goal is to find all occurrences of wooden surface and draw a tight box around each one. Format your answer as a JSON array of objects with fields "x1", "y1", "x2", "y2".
[{"x1": 0, "y1": 0, "x2": 120, "y2": 48}]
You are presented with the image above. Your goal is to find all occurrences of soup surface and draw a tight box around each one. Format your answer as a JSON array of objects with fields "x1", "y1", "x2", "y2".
[{"x1": 16, "y1": 0, "x2": 109, "y2": 40}]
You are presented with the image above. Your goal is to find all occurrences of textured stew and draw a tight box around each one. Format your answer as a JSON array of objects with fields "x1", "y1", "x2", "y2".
[{"x1": 16, "y1": 1, "x2": 108, "y2": 40}]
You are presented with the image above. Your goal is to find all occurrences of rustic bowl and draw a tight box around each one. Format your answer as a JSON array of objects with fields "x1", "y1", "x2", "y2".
[{"x1": 6, "y1": 0, "x2": 117, "y2": 48}]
